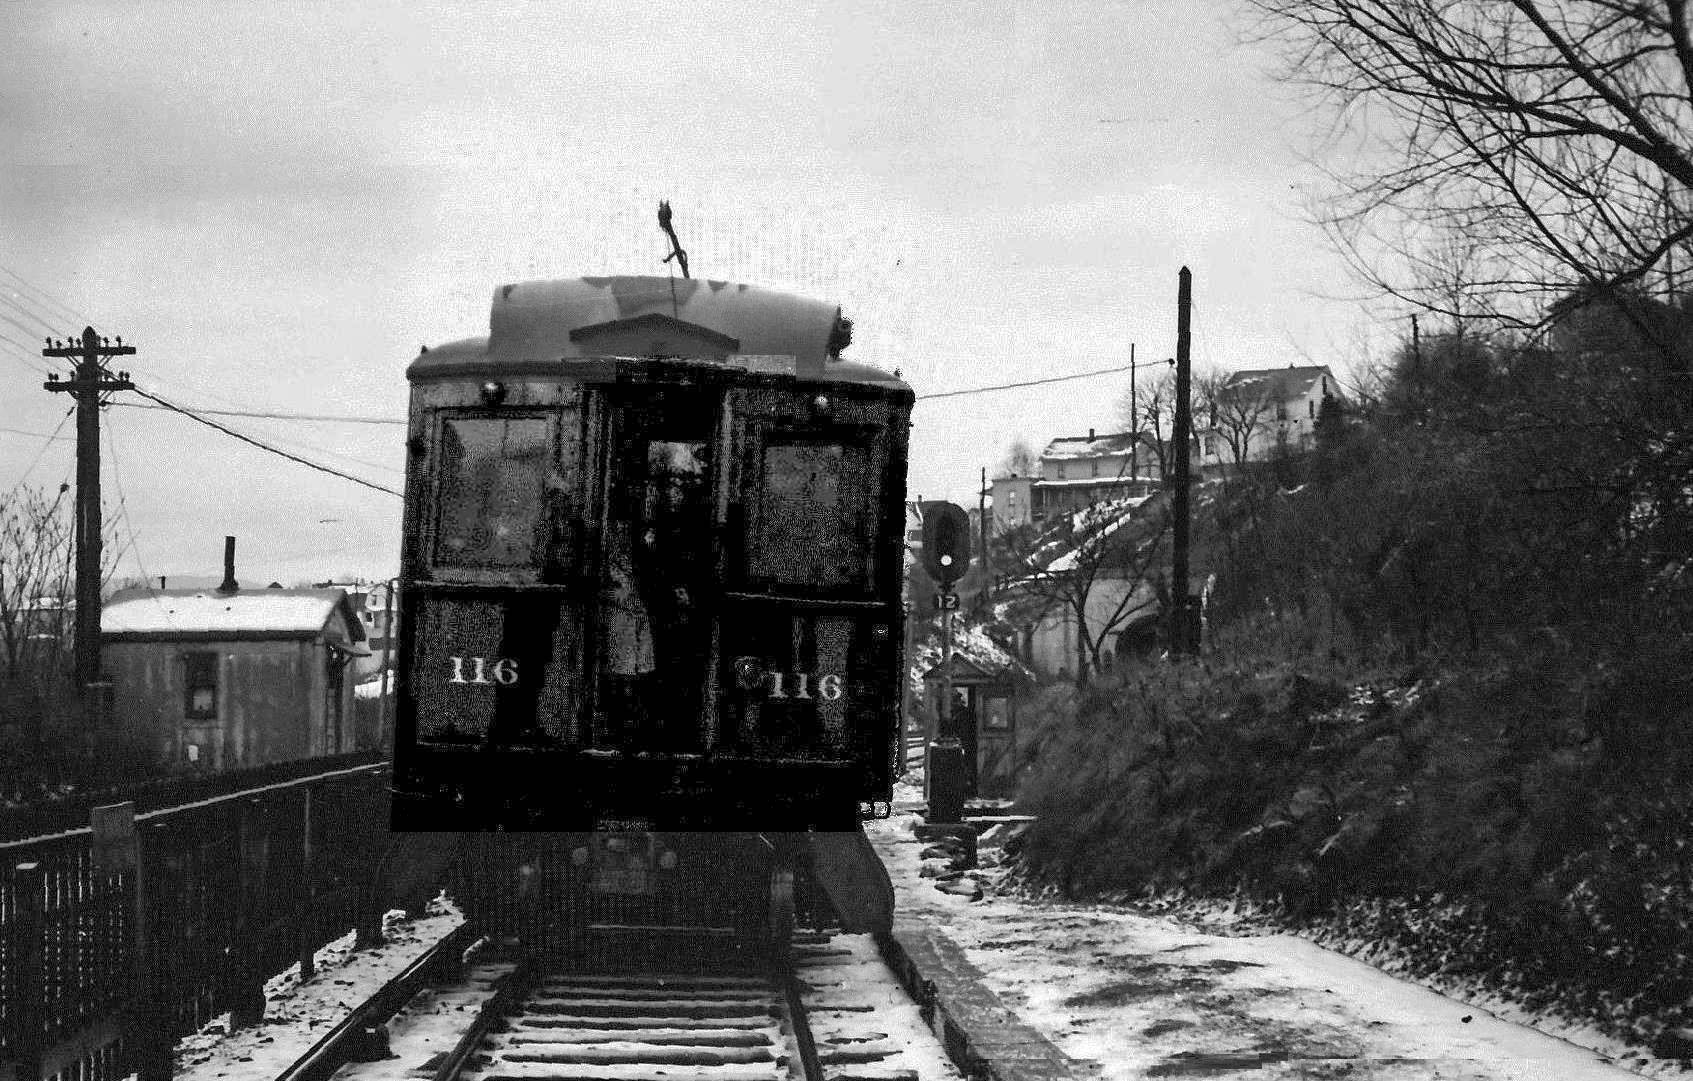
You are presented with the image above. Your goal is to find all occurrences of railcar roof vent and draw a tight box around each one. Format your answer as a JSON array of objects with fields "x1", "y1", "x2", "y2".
[{"x1": 568, "y1": 312, "x2": 740, "y2": 360}]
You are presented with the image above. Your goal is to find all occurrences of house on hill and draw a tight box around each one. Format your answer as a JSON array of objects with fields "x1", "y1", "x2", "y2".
[
  {"x1": 1199, "y1": 364, "x2": 1342, "y2": 471},
  {"x1": 990, "y1": 428, "x2": 1160, "y2": 530},
  {"x1": 995, "y1": 494, "x2": 1166, "y2": 680},
  {"x1": 102, "y1": 585, "x2": 369, "y2": 771}
]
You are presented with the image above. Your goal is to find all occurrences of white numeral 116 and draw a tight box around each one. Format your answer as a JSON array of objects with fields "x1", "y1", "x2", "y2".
[{"x1": 448, "y1": 656, "x2": 519, "y2": 685}]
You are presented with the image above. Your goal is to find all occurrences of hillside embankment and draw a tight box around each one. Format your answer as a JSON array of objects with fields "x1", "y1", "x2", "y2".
[{"x1": 1007, "y1": 628, "x2": 1693, "y2": 1058}]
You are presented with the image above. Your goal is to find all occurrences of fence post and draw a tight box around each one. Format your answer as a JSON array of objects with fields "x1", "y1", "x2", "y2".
[
  {"x1": 354, "y1": 785, "x2": 389, "y2": 951},
  {"x1": 131, "y1": 821, "x2": 174, "y2": 1081},
  {"x1": 12, "y1": 861, "x2": 45, "y2": 1081},
  {"x1": 226, "y1": 798, "x2": 266, "y2": 1030},
  {"x1": 298, "y1": 785, "x2": 316, "y2": 981}
]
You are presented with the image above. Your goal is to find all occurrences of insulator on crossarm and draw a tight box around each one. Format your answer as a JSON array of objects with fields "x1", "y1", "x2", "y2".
[{"x1": 115, "y1": 336, "x2": 122, "y2": 346}]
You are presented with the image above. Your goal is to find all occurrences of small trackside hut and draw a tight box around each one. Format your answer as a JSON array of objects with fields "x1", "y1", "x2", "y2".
[
  {"x1": 390, "y1": 276, "x2": 913, "y2": 837},
  {"x1": 102, "y1": 575, "x2": 368, "y2": 772}
]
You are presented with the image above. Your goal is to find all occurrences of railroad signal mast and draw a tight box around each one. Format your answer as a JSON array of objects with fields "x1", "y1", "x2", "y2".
[
  {"x1": 921, "y1": 501, "x2": 971, "y2": 822},
  {"x1": 43, "y1": 327, "x2": 135, "y2": 699}
]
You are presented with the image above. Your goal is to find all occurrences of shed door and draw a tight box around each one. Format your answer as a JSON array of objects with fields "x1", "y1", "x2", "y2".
[{"x1": 977, "y1": 693, "x2": 1016, "y2": 798}]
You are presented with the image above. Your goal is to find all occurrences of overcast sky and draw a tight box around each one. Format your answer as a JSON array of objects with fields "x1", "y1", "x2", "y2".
[{"x1": 1, "y1": 0, "x2": 1374, "y2": 585}]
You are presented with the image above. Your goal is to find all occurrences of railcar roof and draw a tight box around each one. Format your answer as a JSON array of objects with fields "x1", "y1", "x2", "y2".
[{"x1": 407, "y1": 276, "x2": 909, "y2": 392}]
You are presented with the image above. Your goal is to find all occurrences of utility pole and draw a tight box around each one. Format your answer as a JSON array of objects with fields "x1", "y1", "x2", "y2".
[
  {"x1": 1129, "y1": 341, "x2": 1138, "y2": 485},
  {"x1": 978, "y1": 466, "x2": 988, "y2": 605},
  {"x1": 43, "y1": 327, "x2": 135, "y2": 698},
  {"x1": 1170, "y1": 268, "x2": 1194, "y2": 655}
]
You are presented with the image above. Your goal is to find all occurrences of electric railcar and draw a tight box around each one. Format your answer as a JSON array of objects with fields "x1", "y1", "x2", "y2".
[{"x1": 383, "y1": 276, "x2": 909, "y2": 943}]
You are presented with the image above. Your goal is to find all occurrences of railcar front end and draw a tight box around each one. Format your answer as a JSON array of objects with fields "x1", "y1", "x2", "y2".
[{"x1": 389, "y1": 277, "x2": 911, "y2": 835}]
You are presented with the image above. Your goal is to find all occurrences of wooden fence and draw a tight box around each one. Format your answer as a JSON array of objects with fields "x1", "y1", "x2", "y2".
[{"x1": 0, "y1": 761, "x2": 400, "y2": 1081}]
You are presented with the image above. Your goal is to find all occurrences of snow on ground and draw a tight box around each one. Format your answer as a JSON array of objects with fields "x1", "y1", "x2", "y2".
[
  {"x1": 873, "y1": 789, "x2": 1668, "y2": 1080},
  {"x1": 171, "y1": 899, "x2": 464, "y2": 1081},
  {"x1": 799, "y1": 932, "x2": 963, "y2": 1081}
]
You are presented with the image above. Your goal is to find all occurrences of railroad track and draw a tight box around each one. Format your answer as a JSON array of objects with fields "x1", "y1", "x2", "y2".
[{"x1": 283, "y1": 931, "x2": 921, "y2": 1081}]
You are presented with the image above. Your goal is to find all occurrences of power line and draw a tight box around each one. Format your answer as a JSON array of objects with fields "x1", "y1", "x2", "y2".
[
  {"x1": 104, "y1": 415, "x2": 152, "y2": 589},
  {"x1": 0, "y1": 425, "x2": 73, "y2": 441},
  {"x1": 5, "y1": 407, "x2": 75, "y2": 499},
  {"x1": 0, "y1": 265, "x2": 86, "y2": 326},
  {"x1": 915, "y1": 363, "x2": 1133, "y2": 401},
  {"x1": 0, "y1": 288, "x2": 67, "y2": 340},
  {"x1": 132, "y1": 387, "x2": 402, "y2": 498},
  {"x1": 114, "y1": 392, "x2": 404, "y2": 477},
  {"x1": 110, "y1": 400, "x2": 405, "y2": 425}
]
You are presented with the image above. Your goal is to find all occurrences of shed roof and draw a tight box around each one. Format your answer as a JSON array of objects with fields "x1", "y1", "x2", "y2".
[
  {"x1": 102, "y1": 588, "x2": 368, "y2": 644},
  {"x1": 921, "y1": 654, "x2": 1004, "y2": 684}
]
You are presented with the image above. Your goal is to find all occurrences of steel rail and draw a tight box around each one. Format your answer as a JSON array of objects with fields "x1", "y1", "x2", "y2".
[
  {"x1": 428, "y1": 960, "x2": 537, "y2": 1081},
  {"x1": 271, "y1": 922, "x2": 479, "y2": 1081},
  {"x1": 780, "y1": 963, "x2": 826, "y2": 1081}
]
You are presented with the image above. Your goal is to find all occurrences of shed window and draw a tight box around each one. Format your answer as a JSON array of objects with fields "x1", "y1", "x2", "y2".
[{"x1": 184, "y1": 652, "x2": 217, "y2": 719}]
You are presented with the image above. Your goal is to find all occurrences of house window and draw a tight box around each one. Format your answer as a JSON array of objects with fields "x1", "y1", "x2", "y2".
[
  {"x1": 1203, "y1": 435, "x2": 1216, "y2": 457},
  {"x1": 1309, "y1": 399, "x2": 1315, "y2": 419},
  {"x1": 1090, "y1": 460, "x2": 1099, "y2": 477},
  {"x1": 184, "y1": 652, "x2": 218, "y2": 719},
  {"x1": 1057, "y1": 463, "x2": 1066, "y2": 479},
  {"x1": 1275, "y1": 401, "x2": 1288, "y2": 422}
]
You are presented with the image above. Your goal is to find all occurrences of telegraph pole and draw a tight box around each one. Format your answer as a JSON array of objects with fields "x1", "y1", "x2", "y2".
[
  {"x1": 43, "y1": 327, "x2": 135, "y2": 695},
  {"x1": 1170, "y1": 268, "x2": 1194, "y2": 655},
  {"x1": 1128, "y1": 341, "x2": 1138, "y2": 484}
]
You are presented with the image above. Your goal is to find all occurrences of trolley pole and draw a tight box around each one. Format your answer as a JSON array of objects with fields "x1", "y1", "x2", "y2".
[
  {"x1": 43, "y1": 327, "x2": 135, "y2": 699},
  {"x1": 1170, "y1": 268, "x2": 1195, "y2": 655}
]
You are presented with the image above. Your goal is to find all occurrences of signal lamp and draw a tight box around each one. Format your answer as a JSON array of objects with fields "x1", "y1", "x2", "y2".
[{"x1": 480, "y1": 380, "x2": 506, "y2": 405}]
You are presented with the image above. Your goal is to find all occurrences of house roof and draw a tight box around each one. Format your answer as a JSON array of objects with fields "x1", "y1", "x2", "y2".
[
  {"x1": 1031, "y1": 475, "x2": 1161, "y2": 490},
  {"x1": 1041, "y1": 430, "x2": 1149, "y2": 461},
  {"x1": 1222, "y1": 365, "x2": 1333, "y2": 403},
  {"x1": 102, "y1": 588, "x2": 368, "y2": 645}
]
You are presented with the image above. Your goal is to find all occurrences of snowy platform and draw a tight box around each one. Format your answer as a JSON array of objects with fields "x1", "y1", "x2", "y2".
[{"x1": 883, "y1": 919, "x2": 1087, "y2": 1081}]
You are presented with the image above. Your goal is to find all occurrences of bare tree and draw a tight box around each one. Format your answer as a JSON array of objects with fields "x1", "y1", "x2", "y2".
[
  {"x1": 999, "y1": 496, "x2": 1171, "y2": 684},
  {"x1": 1000, "y1": 437, "x2": 1038, "y2": 477},
  {"x1": 1119, "y1": 369, "x2": 1178, "y2": 483},
  {"x1": 0, "y1": 485, "x2": 75, "y2": 682},
  {"x1": 1196, "y1": 370, "x2": 1274, "y2": 471},
  {"x1": 1251, "y1": 0, "x2": 1693, "y2": 343}
]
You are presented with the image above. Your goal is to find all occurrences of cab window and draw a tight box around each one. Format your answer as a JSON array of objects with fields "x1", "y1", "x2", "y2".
[
  {"x1": 434, "y1": 415, "x2": 551, "y2": 567},
  {"x1": 749, "y1": 438, "x2": 874, "y2": 590}
]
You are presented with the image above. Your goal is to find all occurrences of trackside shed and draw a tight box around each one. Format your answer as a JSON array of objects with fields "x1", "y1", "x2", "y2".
[{"x1": 102, "y1": 587, "x2": 369, "y2": 770}]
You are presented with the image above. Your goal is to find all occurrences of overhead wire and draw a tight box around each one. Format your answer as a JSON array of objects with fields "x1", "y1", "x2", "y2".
[
  {"x1": 103, "y1": 416, "x2": 152, "y2": 590},
  {"x1": 0, "y1": 424, "x2": 71, "y2": 441},
  {"x1": 109, "y1": 401, "x2": 405, "y2": 426},
  {"x1": 131, "y1": 387, "x2": 402, "y2": 498},
  {"x1": 915, "y1": 363, "x2": 1134, "y2": 401},
  {"x1": 5, "y1": 407, "x2": 75, "y2": 499},
  {"x1": 0, "y1": 265, "x2": 86, "y2": 326}
]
